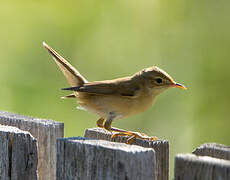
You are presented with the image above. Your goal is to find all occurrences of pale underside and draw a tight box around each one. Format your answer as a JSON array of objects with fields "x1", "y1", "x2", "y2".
[{"x1": 75, "y1": 86, "x2": 156, "y2": 120}]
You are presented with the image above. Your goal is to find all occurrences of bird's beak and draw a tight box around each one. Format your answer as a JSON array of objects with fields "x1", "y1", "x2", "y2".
[{"x1": 173, "y1": 82, "x2": 187, "y2": 90}]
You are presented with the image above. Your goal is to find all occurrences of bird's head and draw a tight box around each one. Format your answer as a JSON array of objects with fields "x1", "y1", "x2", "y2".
[{"x1": 135, "y1": 66, "x2": 186, "y2": 95}]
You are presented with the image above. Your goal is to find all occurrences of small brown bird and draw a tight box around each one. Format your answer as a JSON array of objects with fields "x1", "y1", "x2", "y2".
[{"x1": 43, "y1": 42, "x2": 186, "y2": 144}]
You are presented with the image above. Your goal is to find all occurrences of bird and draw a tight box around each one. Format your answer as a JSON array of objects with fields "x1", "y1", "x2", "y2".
[{"x1": 43, "y1": 42, "x2": 186, "y2": 144}]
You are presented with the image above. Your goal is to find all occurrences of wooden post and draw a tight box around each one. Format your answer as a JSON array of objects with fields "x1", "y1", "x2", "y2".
[
  {"x1": 0, "y1": 111, "x2": 64, "y2": 180},
  {"x1": 57, "y1": 137, "x2": 156, "y2": 180},
  {"x1": 84, "y1": 127, "x2": 169, "y2": 180},
  {"x1": 0, "y1": 125, "x2": 38, "y2": 180},
  {"x1": 193, "y1": 143, "x2": 230, "y2": 161},
  {"x1": 174, "y1": 154, "x2": 230, "y2": 180}
]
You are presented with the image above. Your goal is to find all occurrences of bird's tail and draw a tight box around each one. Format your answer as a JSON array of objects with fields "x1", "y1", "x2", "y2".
[{"x1": 43, "y1": 42, "x2": 88, "y2": 88}]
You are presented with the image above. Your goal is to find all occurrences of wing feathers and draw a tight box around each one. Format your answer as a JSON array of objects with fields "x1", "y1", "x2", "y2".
[{"x1": 75, "y1": 80, "x2": 140, "y2": 97}]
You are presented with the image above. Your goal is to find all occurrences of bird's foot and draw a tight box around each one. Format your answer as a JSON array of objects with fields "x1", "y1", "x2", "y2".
[{"x1": 111, "y1": 131, "x2": 158, "y2": 144}]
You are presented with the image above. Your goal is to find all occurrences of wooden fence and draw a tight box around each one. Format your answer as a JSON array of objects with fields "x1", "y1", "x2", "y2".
[{"x1": 0, "y1": 110, "x2": 229, "y2": 180}]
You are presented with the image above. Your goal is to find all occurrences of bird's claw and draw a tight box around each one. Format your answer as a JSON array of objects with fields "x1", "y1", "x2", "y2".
[{"x1": 111, "y1": 131, "x2": 158, "y2": 144}]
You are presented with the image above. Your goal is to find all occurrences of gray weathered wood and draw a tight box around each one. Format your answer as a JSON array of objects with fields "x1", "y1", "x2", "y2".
[
  {"x1": 193, "y1": 143, "x2": 230, "y2": 161},
  {"x1": 174, "y1": 154, "x2": 230, "y2": 180},
  {"x1": 0, "y1": 111, "x2": 64, "y2": 180},
  {"x1": 84, "y1": 127, "x2": 168, "y2": 180},
  {"x1": 0, "y1": 125, "x2": 38, "y2": 180},
  {"x1": 57, "y1": 137, "x2": 156, "y2": 180}
]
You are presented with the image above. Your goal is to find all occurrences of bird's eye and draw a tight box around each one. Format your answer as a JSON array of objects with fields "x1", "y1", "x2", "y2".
[{"x1": 155, "y1": 78, "x2": 163, "y2": 84}]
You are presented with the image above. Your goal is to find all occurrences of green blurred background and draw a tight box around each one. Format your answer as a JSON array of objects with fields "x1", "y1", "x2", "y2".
[{"x1": 1, "y1": 0, "x2": 230, "y2": 177}]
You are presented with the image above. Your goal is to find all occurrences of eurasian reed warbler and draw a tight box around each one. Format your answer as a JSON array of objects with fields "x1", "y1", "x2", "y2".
[{"x1": 43, "y1": 42, "x2": 186, "y2": 144}]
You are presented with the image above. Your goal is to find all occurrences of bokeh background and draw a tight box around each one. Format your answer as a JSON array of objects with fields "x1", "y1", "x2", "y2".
[{"x1": 1, "y1": 0, "x2": 230, "y2": 178}]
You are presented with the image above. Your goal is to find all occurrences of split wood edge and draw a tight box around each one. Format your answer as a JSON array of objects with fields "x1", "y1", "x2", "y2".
[{"x1": 0, "y1": 125, "x2": 38, "y2": 180}]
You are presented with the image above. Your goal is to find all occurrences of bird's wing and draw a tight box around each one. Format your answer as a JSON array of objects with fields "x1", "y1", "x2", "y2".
[
  {"x1": 75, "y1": 79, "x2": 140, "y2": 97},
  {"x1": 43, "y1": 42, "x2": 87, "y2": 87}
]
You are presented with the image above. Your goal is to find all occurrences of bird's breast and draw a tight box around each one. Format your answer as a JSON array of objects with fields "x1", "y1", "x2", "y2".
[{"x1": 77, "y1": 90, "x2": 155, "y2": 119}]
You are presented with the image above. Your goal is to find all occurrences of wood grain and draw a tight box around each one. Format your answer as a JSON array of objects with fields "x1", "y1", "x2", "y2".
[
  {"x1": 0, "y1": 111, "x2": 64, "y2": 180},
  {"x1": 84, "y1": 127, "x2": 169, "y2": 180},
  {"x1": 57, "y1": 137, "x2": 156, "y2": 180},
  {"x1": 0, "y1": 125, "x2": 38, "y2": 180},
  {"x1": 193, "y1": 143, "x2": 230, "y2": 160},
  {"x1": 174, "y1": 154, "x2": 230, "y2": 180}
]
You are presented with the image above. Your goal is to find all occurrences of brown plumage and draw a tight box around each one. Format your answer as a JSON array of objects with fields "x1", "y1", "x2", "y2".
[{"x1": 43, "y1": 42, "x2": 186, "y2": 144}]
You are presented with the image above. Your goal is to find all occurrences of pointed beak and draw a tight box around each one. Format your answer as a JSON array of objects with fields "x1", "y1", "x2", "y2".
[
  {"x1": 173, "y1": 82, "x2": 187, "y2": 90},
  {"x1": 61, "y1": 86, "x2": 79, "y2": 91}
]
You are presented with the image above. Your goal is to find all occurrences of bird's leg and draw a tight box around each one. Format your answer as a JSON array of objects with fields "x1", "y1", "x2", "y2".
[
  {"x1": 102, "y1": 113, "x2": 158, "y2": 144},
  {"x1": 96, "y1": 117, "x2": 104, "y2": 128},
  {"x1": 104, "y1": 113, "x2": 115, "y2": 131}
]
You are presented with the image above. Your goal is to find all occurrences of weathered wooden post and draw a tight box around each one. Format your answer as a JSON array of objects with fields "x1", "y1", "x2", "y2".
[
  {"x1": 56, "y1": 137, "x2": 156, "y2": 180},
  {"x1": 0, "y1": 125, "x2": 38, "y2": 180},
  {"x1": 0, "y1": 111, "x2": 64, "y2": 180},
  {"x1": 175, "y1": 143, "x2": 230, "y2": 180},
  {"x1": 85, "y1": 127, "x2": 169, "y2": 180},
  {"x1": 174, "y1": 154, "x2": 230, "y2": 180},
  {"x1": 193, "y1": 143, "x2": 230, "y2": 161}
]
